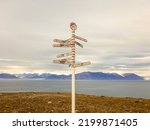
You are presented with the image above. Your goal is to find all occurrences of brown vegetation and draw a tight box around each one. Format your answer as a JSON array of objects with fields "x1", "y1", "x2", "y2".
[{"x1": 0, "y1": 92, "x2": 150, "y2": 113}]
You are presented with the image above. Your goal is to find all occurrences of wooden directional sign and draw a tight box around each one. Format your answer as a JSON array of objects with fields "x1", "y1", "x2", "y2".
[
  {"x1": 53, "y1": 38, "x2": 75, "y2": 47},
  {"x1": 53, "y1": 41, "x2": 73, "y2": 47},
  {"x1": 75, "y1": 41, "x2": 83, "y2": 48},
  {"x1": 64, "y1": 39, "x2": 74, "y2": 46},
  {"x1": 53, "y1": 39, "x2": 65, "y2": 43},
  {"x1": 72, "y1": 61, "x2": 91, "y2": 68},
  {"x1": 58, "y1": 56, "x2": 72, "y2": 60},
  {"x1": 52, "y1": 43, "x2": 71, "y2": 47},
  {"x1": 57, "y1": 52, "x2": 71, "y2": 58},
  {"x1": 53, "y1": 60, "x2": 68, "y2": 64},
  {"x1": 53, "y1": 58, "x2": 71, "y2": 65},
  {"x1": 74, "y1": 35, "x2": 87, "y2": 42}
]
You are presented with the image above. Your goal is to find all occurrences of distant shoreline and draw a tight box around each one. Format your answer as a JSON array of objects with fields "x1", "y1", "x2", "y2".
[
  {"x1": 0, "y1": 72, "x2": 145, "y2": 80},
  {"x1": 0, "y1": 92, "x2": 150, "y2": 113},
  {"x1": 0, "y1": 78, "x2": 147, "y2": 81}
]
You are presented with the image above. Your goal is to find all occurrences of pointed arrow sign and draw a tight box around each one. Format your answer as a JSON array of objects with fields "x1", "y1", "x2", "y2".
[
  {"x1": 57, "y1": 52, "x2": 71, "y2": 58},
  {"x1": 75, "y1": 41, "x2": 83, "y2": 48},
  {"x1": 53, "y1": 58, "x2": 72, "y2": 64},
  {"x1": 57, "y1": 56, "x2": 72, "y2": 60},
  {"x1": 73, "y1": 35, "x2": 87, "y2": 42},
  {"x1": 52, "y1": 43, "x2": 71, "y2": 47},
  {"x1": 53, "y1": 38, "x2": 75, "y2": 47},
  {"x1": 53, "y1": 39, "x2": 65, "y2": 43},
  {"x1": 72, "y1": 61, "x2": 91, "y2": 68},
  {"x1": 53, "y1": 60, "x2": 68, "y2": 64}
]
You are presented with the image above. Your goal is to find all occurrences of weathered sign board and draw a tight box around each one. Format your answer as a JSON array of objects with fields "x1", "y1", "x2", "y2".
[
  {"x1": 72, "y1": 61, "x2": 91, "y2": 68},
  {"x1": 56, "y1": 52, "x2": 71, "y2": 58}
]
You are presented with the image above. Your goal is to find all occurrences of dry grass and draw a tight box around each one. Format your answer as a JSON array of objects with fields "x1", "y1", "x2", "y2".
[{"x1": 0, "y1": 92, "x2": 150, "y2": 113}]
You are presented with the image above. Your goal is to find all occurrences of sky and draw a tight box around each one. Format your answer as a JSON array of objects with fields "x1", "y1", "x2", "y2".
[{"x1": 0, "y1": 0, "x2": 150, "y2": 77}]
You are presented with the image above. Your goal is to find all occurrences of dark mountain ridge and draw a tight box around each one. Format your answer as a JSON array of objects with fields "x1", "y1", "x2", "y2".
[{"x1": 0, "y1": 72, "x2": 144, "y2": 80}]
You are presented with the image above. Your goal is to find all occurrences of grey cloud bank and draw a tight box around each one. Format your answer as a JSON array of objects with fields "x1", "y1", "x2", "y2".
[{"x1": 0, "y1": 0, "x2": 150, "y2": 77}]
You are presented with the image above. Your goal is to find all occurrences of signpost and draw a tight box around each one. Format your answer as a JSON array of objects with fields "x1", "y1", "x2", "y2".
[{"x1": 52, "y1": 22, "x2": 91, "y2": 113}]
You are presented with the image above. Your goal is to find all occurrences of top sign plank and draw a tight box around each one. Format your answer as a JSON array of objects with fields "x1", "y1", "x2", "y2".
[
  {"x1": 74, "y1": 35, "x2": 87, "y2": 42},
  {"x1": 53, "y1": 38, "x2": 75, "y2": 47}
]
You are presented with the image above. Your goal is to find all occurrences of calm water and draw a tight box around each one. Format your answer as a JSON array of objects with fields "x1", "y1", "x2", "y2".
[{"x1": 0, "y1": 79, "x2": 150, "y2": 99}]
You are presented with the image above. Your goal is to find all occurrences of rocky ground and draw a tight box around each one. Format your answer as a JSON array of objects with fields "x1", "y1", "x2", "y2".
[{"x1": 0, "y1": 92, "x2": 150, "y2": 113}]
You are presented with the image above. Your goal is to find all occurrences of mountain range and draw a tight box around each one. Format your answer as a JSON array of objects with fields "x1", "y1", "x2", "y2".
[{"x1": 0, "y1": 72, "x2": 144, "y2": 80}]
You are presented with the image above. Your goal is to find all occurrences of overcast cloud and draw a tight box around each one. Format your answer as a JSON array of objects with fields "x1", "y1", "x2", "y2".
[{"x1": 0, "y1": 0, "x2": 150, "y2": 76}]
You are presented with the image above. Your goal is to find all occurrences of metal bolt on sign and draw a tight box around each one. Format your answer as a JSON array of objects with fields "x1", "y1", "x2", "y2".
[{"x1": 52, "y1": 22, "x2": 91, "y2": 113}]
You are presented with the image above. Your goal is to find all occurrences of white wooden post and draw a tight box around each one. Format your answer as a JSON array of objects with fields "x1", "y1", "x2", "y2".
[
  {"x1": 71, "y1": 67, "x2": 75, "y2": 113},
  {"x1": 71, "y1": 29, "x2": 76, "y2": 113},
  {"x1": 52, "y1": 22, "x2": 90, "y2": 113}
]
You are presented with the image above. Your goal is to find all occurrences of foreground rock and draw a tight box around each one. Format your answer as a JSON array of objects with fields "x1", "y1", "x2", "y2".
[{"x1": 0, "y1": 92, "x2": 150, "y2": 113}]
